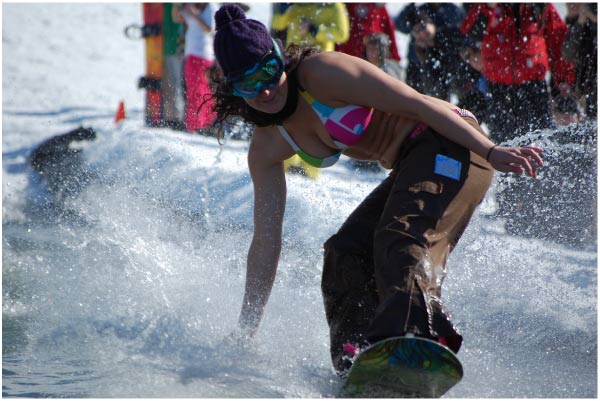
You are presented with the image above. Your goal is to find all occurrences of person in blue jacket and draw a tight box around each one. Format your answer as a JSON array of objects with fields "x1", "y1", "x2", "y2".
[{"x1": 395, "y1": 3, "x2": 465, "y2": 101}]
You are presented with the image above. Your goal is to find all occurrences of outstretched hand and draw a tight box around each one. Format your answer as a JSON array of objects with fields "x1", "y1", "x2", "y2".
[
  {"x1": 487, "y1": 146, "x2": 544, "y2": 179},
  {"x1": 220, "y1": 326, "x2": 257, "y2": 351}
]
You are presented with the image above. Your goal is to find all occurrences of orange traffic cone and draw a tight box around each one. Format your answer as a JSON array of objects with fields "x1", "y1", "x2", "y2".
[{"x1": 114, "y1": 101, "x2": 126, "y2": 123}]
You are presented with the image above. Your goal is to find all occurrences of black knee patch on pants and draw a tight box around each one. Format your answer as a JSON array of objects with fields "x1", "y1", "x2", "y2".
[{"x1": 322, "y1": 235, "x2": 378, "y2": 371}]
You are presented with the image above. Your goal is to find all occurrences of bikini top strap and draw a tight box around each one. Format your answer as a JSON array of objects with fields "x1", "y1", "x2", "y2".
[
  {"x1": 299, "y1": 89, "x2": 314, "y2": 104},
  {"x1": 277, "y1": 125, "x2": 301, "y2": 152}
]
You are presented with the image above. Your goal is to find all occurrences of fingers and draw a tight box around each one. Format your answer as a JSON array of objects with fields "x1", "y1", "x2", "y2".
[
  {"x1": 520, "y1": 146, "x2": 544, "y2": 167},
  {"x1": 517, "y1": 146, "x2": 544, "y2": 178},
  {"x1": 490, "y1": 146, "x2": 544, "y2": 179},
  {"x1": 518, "y1": 155, "x2": 536, "y2": 178}
]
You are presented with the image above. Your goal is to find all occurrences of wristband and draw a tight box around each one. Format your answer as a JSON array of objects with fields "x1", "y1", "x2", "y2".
[{"x1": 486, "y1": 145, "x2": 498, "y2": 162}]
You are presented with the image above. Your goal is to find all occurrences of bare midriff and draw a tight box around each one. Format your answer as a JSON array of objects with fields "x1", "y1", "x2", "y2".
[{"x1": 342, "y1": 110, "x2": 421, "y2": 169}]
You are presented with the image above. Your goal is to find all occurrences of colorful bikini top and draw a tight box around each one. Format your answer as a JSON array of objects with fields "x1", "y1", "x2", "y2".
[
  {"x1": 277, "y1": 90, "x2": 374, "y2": 168},
  {"x1": 277, "y1": 91, "x2": 479, "y2": 169}
]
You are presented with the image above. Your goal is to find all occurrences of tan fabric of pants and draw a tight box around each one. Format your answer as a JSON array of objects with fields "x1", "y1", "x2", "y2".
[{"x1": 321, "y1": 122, "x2": 493, "y2": 372}]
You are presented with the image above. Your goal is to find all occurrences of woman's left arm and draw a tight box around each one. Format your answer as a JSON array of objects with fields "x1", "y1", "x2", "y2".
[{"x1": 299, "y1": 52, "x2": 543, "y2": 178}]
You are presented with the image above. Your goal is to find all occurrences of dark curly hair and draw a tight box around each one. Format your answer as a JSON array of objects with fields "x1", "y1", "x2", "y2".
[{"x1": 208, "y1": 43, "x2": 320, "y2": 136}]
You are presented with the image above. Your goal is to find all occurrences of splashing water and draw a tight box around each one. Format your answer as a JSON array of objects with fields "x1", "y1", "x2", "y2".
[
  {"x1": 495, "y1": 120, "x2": 597, "y2": 248},
  {"x1": 3, "y1": 120, "x2": 596, "y2": 398}
]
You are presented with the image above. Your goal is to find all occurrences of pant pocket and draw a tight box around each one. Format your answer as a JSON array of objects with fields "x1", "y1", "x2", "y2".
[{"x1": 384, "y1": 180, "x2": 445, "y2": 245}]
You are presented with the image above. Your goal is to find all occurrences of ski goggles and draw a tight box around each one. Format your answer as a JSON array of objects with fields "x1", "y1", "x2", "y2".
[{"x1": 226, "y1": 39, "x2": 285, "y2": 98}]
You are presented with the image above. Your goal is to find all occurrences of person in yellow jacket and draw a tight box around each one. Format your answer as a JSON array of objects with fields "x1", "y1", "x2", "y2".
[
  {"x1": 272, "y1": 3, "x2": 350, "y2": 52},
  {"x1": 273, "y1": 3, "x2": 350, "y2": 178}
]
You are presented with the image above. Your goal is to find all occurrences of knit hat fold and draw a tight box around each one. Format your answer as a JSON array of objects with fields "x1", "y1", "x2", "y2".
[{"x1": 214, "y1": 4, "x2": 274, "y2": 77}]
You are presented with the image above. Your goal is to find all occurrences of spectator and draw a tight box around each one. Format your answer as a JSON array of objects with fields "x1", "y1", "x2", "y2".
[
  {"x1": 562, "y1": 3, "x2": 597, "y2": 119},
  {"x1": 395, "y1": 3, "x2": 465, "y2": 101},
  {"x1": 461, "y1": 4, "x2": 576, "y2": 142},
  {"x1": 336, "y1": 3, "x2": 400, "y2": 62},
  {"x1": 271, "y1": 3, "x2": 350, "y2": 52},
  {"x1": 365, "y1": 33, "x2": 403, "y2": 81},
  {"x1": 172, "y1": 3, "x2": 217, "y2": 133}
]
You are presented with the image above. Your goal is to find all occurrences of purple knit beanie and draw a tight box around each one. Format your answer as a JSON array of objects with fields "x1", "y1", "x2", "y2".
[{"x1": 214, "y1": 4, "x2": 274, "y2": 78}]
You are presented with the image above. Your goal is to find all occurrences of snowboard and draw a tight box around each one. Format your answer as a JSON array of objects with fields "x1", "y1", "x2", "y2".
[
  {"x1": 338, "y1": 335, "x2": 463, "y2": 398},
  {"x1": 139, "y1": 3, "x2": 164, "y2": 127},
  {"x1": 125, "y1": 4, "x2": 184, "y2": 128}
]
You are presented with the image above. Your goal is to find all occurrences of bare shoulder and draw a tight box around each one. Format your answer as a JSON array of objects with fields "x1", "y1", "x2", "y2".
[
  {"x1": 297, "y1": 51, "x2": 398, "y2": 105},
  {"x1": 301, "y1": 51, "x2": 361, "y2": 67},
  {"x1": 298, "y1": 52, "x2": 366, "y2": 82}
]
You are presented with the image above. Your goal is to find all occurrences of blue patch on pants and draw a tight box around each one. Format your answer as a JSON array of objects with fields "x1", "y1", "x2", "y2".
[{"x1": 434, "y1": 154, "x2": 461, "y2": 181}]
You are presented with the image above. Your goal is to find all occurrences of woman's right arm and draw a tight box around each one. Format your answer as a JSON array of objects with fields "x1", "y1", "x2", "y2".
[{"x1": 238, "y1": 131, "x2": 287, "y2": 337}]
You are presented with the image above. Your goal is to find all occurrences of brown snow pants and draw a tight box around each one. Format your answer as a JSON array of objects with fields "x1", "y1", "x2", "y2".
[{"x1": 322, "y1": 121, "x2": 494, "y2": 372}]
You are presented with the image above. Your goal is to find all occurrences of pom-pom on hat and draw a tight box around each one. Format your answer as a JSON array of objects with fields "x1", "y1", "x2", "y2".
[{"x1": 214, "y1": 4, "x2": 274, "y2": 78}]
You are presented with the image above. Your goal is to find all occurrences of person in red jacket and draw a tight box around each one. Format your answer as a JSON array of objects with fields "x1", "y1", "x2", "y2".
[
  {"x1": 336, "y1": 3, "x2": 400, "y2": 63},
  {"x1": 461, "y1": 3, "x2": 576, "y2": 142}
]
